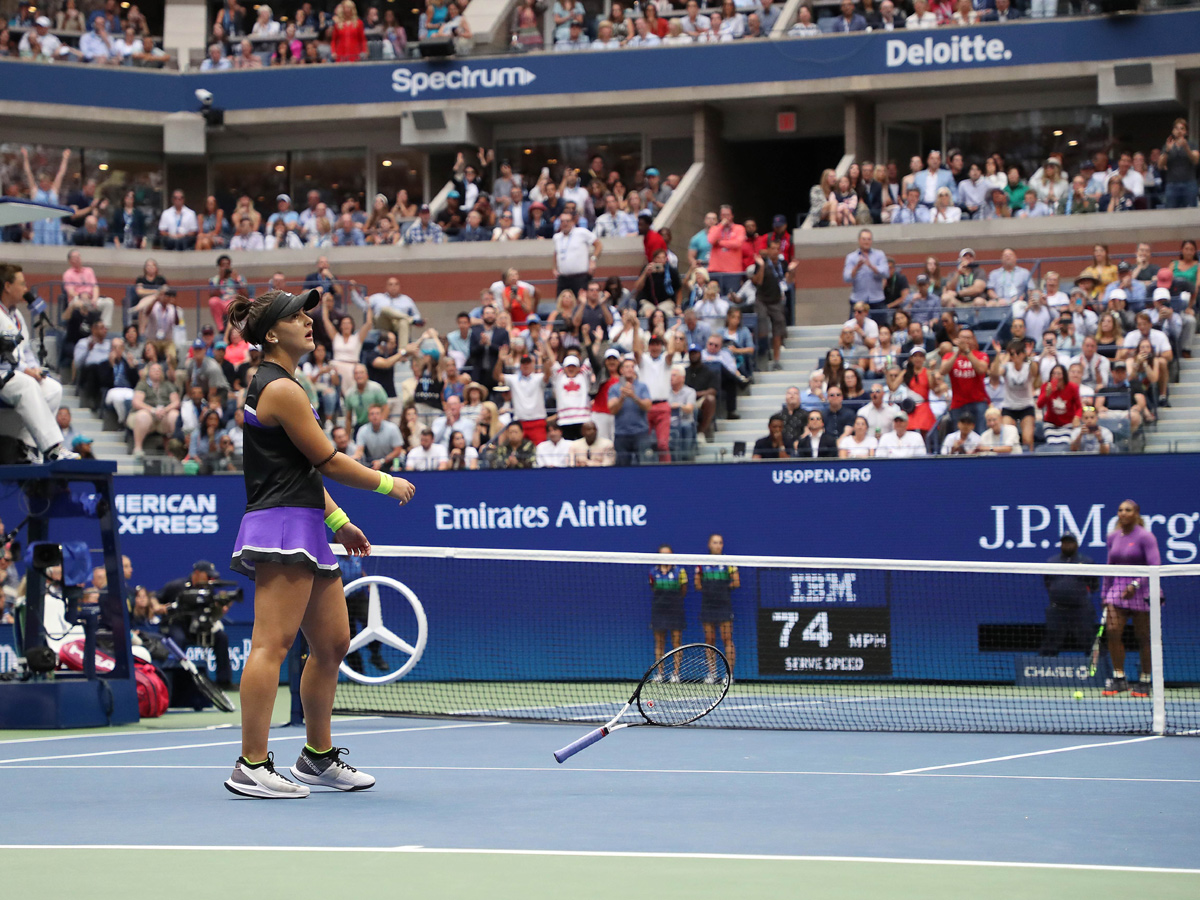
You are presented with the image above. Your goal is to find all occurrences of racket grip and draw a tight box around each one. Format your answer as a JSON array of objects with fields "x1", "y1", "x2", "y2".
[{"x1": 553, "y1": 727, "x2": 607, "y2": 763}]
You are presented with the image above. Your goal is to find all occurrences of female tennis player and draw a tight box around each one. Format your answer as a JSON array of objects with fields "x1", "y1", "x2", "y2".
[
  {"x1": 1100, "y1": 499, "x2": 1160, "y2": 698},
  {"x1": 649, "y1": 544, "x2": 687, "y2": 681},
  {"x1": 694, "y1": 533, "x2": 737, "y2": 680},
  {"x1": 222, "y1": 288, "x2": 415, "y2": 799}
]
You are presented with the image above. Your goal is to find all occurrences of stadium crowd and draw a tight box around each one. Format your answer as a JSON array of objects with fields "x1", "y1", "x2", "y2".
[
  {"x1": 2, "y1": 0, "x2": 168, "y2": 66},
  {"x1": 0, "y1": 145, "x2": 682, "y2": 255},
  {"x1": 807, "y1": 133, "x2": 1200, "y2": 227},
  {"x1": 750, "y1": 230, "x2": 1196, "y2": 460}
]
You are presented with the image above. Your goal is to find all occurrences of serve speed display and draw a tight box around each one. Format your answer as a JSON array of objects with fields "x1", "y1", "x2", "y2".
[{"x1": 757, "y1": 608, "x2": 892, "y2": 676}]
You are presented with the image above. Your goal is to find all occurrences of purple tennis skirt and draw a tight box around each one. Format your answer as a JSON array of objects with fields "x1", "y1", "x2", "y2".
[{"x1": 231, "y1": 506, "x2": 341, "y2": 581}]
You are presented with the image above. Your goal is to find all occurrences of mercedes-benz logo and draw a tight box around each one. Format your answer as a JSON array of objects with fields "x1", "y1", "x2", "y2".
[{"x1": 338, "y1": 575, "x2": 428, "y2": 685}]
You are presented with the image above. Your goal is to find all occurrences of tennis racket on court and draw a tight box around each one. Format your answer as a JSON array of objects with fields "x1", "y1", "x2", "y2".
[
  {"x1": 162, "y1": 635, "x2": 236, "y2": 713},
  {"x1": 553, "y1": 643, "x2": 730, "y2": 764}
]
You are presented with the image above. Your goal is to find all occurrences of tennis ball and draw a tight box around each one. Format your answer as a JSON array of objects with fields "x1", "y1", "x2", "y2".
[{"x1": 1073, "y1": 691, "x2": 1084, "y2": 700}]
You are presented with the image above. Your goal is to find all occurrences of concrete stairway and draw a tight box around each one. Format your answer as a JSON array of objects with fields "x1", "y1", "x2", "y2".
[
  {"x1": 702, "y1": 324, "x2": 843, "y2": 460},
  {"x1": 1143, "y1": 358, "x2": 1200, "y2": 454},
  {"x1": 60, "y1": 383, "x2": 143, "y2": 474}
]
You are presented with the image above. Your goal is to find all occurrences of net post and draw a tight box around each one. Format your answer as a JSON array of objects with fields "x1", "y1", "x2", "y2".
[{"x1": 1149, "y1": 569, "x2": 1165, "y2": 735}]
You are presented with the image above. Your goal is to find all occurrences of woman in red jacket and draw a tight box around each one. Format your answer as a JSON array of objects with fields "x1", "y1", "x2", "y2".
[
  {"x1": 1037, "y1": 364, "x2": 1081, "y2": 442},
  {"x1": 330, "y1": 0, "x2": 366, "y2": 62}
]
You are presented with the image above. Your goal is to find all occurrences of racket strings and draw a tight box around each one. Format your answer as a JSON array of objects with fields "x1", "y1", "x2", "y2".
[{"x1": 639, "y1": 645, "x2": 729, "y2": 726}]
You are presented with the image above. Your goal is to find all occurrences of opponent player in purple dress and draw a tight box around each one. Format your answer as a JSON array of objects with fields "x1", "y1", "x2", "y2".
[
  {"x1": 1100, "y1": 499, "x2": 1160, "y2": 698},
  {"x1": 222, "y1": 288, "x2": 415, "y2": 799}
]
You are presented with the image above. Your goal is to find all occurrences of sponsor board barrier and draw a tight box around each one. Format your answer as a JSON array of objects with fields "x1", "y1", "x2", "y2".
[
  {"x1": 0, "y1": 11, "x2": 1197, "y2": 112},
  {"x1": 2, "y1": 454, "x2": 1197, "y2": 685}
]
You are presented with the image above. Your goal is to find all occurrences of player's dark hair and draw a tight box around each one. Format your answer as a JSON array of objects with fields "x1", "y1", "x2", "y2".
[{"x1": 226, "y1": 292, "x2": 279, "y2": 344}]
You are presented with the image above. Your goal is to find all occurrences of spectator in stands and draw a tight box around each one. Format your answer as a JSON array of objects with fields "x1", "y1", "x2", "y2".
[
  {"x1": 157, "y1": 191, "x2": 198, "y2": 251},
  {"x1": 1099, "y1": 176, "x2": 1135, "y2": 213},
  {"x1": 251, "y1": 4, "x2": 281, "y2": 38},
  {"x1": 404, "y1": 204, "x2": 445, "y2": 244},
  {"x1": 564, "y1": 418, "x2": 612, "y2": 467},
  {"x1": 552, "y1": 210, "x2": 599, "y2": 296},
  {"x1": 938, "y1": 409, "x2": 979, "y2": 455},
  {"x1": 469, "y1": 305, "x2": 510, "y2": 390},
  {"x1": 201, "y1": 42, "x2": 230, "y2": 70},
  {"x1": 939, "y1": 328, "x2": 989, "y2": 433},
  {"x1": 830, "y1": 0, "x2": 867, "y2": 31},
  {"x1": 1151, "y1": 287, "x2": 1194, "y2": 359},
  {"x1": 1161, "y1": 119, "x2": 1200, "y2": 208},
  {"x1": 1016, "y1": 189, "x2": 1052, "y2": 219},
  {"x1": 751, "y1": 414, "x2": 790, "y2": 460},
  {"x1": 983, "y1": 0, "x2": 1020, "y2": 19},
  {"x1": 533, "y1": 422, "x2": 571, "y2": 468},
  {"x1": 890, "y1": 185, "x2": 929, "y2": 226},
  {"x1": 495, "y1": 345, "x2": 548, "y2": 445},
  {"x1": 226, "y1": 215, "x2": 262, "y2": 250},
  {"x1": 986, "y1": 249, "x2": 1031, "y2": 306},
  {"x1": 127, "y1": 362, "x2": 178, "y2": 458},
  {"x1": 704, "y1": 206, "x2": 747, "y2": 294},
  {"x1": 1029, "y1": 158, "x2": 1069, "y2": 207},
  {"x1": 231, "y1": 38, "x2": 261, "y2": 68},
  {"x1": 607, "y1": 356, "x2": 651, "y2": 465},
  {"x1": 1037, "y1": 363, "x2": 1082, "y2": 442},
  {"x1": 912, "y1": 151, "x2": 954, "y2": 208},
  {"x1": 400, "y1": 426, "x2": 442, "y2": 470},
  {"x1": 858, "y1": 382, "x2": 896, "y2": 438},
  {"x1": 876, "y1": 410, "x2": 927, "y2": 456},
  {"x1": 788, "y1": 3, "x2": 820, "y2": 35},
  {"x1": 988, "y1": 339, "x2": 1036, "y2": 449},
  {"x1": 356, "y1": 403, "x2": 405, "y2": 470},
  {"x1": 975, "y1": 407, "x2": 1021, "y2": 454},
  {"x1": 556, "y1": 19, "x2": 589, "y2": 50},
  {"x1": 595, "y1": 194, "x2": 636, "y2": 239},
  {"x1": 484, "y1": 421, "x2": 533, "y2": 469},
  {"x1": 1063, "y1": 402, "x2": 1112, "y2": 454},
  {"x1": 1057, "y1": 175, "x2": 1097, "y2": 216},
  {"x1": 681, "y1": 1, "x2": 711, "y2": 34},
  {"x1": 343, "y1": 363, "x2": 387, "y2": 434},
  {"x1": 19, "y1": 15, "x2": 72, "y2": 60},
  {"x1": 214, "y1": 0, "x2": 244, "y2": 36},
  {"x1": 79, "y1": 15, "x2": 119, "y2": 63},
  {"x1": 19, "y1": 148, "x2": 68, "y2": 245},
  {"x1": 330, "y1": 0, "x2": 367, "y2": 61},
  {"x1": 843, "y1": 229, "x2": 887, "y2": 312}
]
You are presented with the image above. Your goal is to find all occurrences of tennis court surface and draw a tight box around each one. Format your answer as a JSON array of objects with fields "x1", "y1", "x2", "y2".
[{"x1": 2, "y1": 705, "x2": 1197, "y2": 900}]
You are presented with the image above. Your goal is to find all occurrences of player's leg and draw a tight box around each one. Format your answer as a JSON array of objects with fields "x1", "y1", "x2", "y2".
[
  {"x1": 297, "y1": 574, "x2": 353, "y2": 753},
  {"x1": 225, "y1": 562, "x2": 314, "y2": 798},
  {"x1": 719, "y1": 620, "x2": 736, "y2": 673},
  {"x1": 290, "y1": 573, "x2": 374, "y2": 790},
  {"x1": 240, "y1": 562, "x2": 314, "y2": 761},
  {"x1": 1102, "y1": 605, "x2": 1129, "y2": 695},
  {"x1": 1130, "y1": 610, "x2": 1152, "y2": 697}
]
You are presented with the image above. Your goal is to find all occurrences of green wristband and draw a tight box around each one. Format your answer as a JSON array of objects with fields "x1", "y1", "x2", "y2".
[
  {"x1": 325, "y1": 509, "x2": 350, "y2": 532},
  {"x1": 375, "y1": 472, "x2": 394, "y2": 495}
]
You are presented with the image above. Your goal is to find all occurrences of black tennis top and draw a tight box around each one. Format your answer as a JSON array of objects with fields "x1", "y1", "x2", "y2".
[{"x1": 242, "y1": 361, "x2": 325, "y2": 513}]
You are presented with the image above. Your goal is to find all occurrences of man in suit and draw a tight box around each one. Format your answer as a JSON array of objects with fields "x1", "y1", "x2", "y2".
[
  {"x1": 983, "y1": 0, "x2": 1021, "y2": 20},
  {"x1": 829, "y1": 0, "x2": 867, "y2": 31},
  {"x1": 795, "y1": 409, "x2": 839, "y2": 458},
  {"x1": 911, "y1": 150, "x2": 957, "y2": 208},
  {"x1": 468, "y1": 304, "x2": 510, "y2": 391}
]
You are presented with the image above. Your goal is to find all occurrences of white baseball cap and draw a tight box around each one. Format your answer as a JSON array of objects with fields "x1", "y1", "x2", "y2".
[
  {"x1": 563, "y1": 354, "x2": 580, "y2": 367},
  {"x1": 1108, "y1": 288, "x2": 1127, "y2": 301},
  {"x1": 1152, "y1": 287, "x2": 1172, "y2": 302}
]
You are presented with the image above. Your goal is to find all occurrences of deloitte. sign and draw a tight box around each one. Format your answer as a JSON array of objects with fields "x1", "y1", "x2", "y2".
[
  {"x1": 885, "y1": 34, "x2": 1012, "y2": 68},
  {"x1": 391, "y1": 65, "x2": 537, "y2": 98}
]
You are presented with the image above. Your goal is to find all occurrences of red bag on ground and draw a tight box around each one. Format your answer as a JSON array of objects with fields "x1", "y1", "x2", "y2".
[{"x1": 58, "y1": 640, "x2": 168, "y2": 718}]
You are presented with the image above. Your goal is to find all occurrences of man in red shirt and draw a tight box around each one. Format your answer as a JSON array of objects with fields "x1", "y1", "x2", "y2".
[
  {"x1": 706, "y1": 204, "x2": 747, "y2": 295},
  {"x1": 938, "y1": 327, "x2": 989, "y2": 433},
  {"x1": 755, "y1": 214, "x2": 794, "y2": 264},
  {"x1": 639, "y1": 210, "x2": 667, "y2": 261}
]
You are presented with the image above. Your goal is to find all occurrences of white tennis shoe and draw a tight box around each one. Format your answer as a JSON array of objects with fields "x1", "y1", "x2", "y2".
[
  {"x1": 291, "y1": 746, "x2": 376, "y2": 791},
  {"x1": 224, "y1": 754, "x2": 310, "y2": 799}
]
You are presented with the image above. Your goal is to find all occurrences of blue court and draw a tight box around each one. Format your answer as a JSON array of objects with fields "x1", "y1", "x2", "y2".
[{"x1": 1, "y1": 709, "x2": 1197, "y2": 899}]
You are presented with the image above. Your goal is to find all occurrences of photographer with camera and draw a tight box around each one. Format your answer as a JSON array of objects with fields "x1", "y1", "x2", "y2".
[
  {"x1": 160, "y1": 559, "x2": 234, "y2": 687},
  {"x1": 0, "y1": 265, "x2": 76, "y2": 462}
]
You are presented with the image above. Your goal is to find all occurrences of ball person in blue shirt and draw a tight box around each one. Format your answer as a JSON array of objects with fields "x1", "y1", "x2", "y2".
[
  {"x1": 694, "y1": 533, "x2": 737, "y2": 679},
  {"x1": 649, "y1": 543, "x2": 688, "y2": 681}
]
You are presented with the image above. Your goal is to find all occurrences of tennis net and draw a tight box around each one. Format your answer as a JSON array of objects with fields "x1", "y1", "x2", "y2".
[{"x1": 328, "y1": 546, "x2": 1200, "y2": 735}]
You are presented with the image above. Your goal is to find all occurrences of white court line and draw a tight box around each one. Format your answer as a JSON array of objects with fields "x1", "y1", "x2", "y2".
[
  {"x1": 0, "y1": 715, "x2": 381, "y2": 747},
  {"x1": 0, "y1": 844, "x2": 1197, "y2": 874},
  {"x1": 890, "y1": 735, "x2": 1162, "y2": 775},
  {"x1": 0, "y1": 764, "x2": 1195, "y2": 785},
  {"x1": 0, "y1": 721, "x2": 508, "y2": 765}
]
